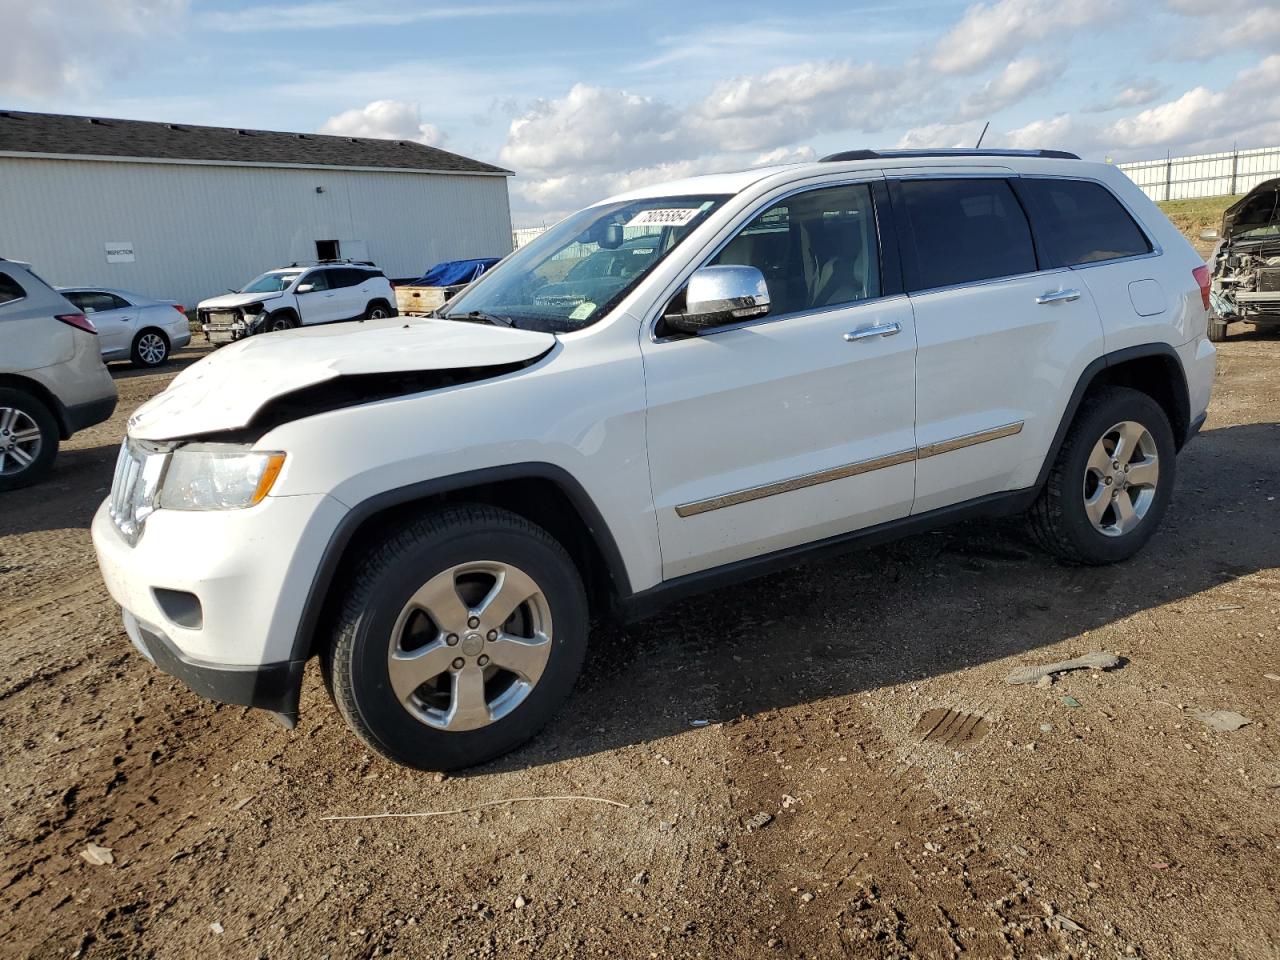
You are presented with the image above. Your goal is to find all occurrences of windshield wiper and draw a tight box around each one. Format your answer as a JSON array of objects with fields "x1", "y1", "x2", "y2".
[{"x1": 446, "y1": 309, "x2": 515, "y2": 328}]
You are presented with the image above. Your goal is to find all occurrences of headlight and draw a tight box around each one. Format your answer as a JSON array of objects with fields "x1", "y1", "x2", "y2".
[
  {"x1": 241, "y1": 302, "x2": 266, "y2": 315},
  {"x1": 158, "y1": 445, "x2": 286, "y2": 511}
]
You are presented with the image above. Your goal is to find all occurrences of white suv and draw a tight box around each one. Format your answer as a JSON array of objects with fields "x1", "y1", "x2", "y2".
[
  {"x1": 93, "y1": 150, "x2": 1216, "y2": 770},
  {"x1": 1, "y1": 258, "x2": 118, "y2": 490},
  {"x1": 196, "y1": 261, "x2": 395, "y2": 342}
]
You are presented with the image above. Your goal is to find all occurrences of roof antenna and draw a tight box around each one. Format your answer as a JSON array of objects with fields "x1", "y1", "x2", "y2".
[{"x1": 975, "y1": 121, "x2": 990, "y2": 149}]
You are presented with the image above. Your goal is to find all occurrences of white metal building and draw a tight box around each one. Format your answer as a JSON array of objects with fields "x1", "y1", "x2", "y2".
[{"x1": 0, "y1": 110, "x2": 514, "y2": 306}]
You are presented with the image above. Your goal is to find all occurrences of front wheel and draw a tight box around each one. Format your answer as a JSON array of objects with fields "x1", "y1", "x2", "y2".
[
  {"x1": 265, "y1": 312, "x2": 297, "y2": 333},
  {"x1": 1028, "y1": 386, "x2": 1176, "y2": 565},
  {"x1": 325, "y1": 504, "x2": 588, "y2": 770}
]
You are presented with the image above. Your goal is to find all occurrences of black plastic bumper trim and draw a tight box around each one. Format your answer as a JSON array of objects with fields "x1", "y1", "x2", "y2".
[
  {"x1": 122, "y1": 609, "x2": 304, "y2": 726},
  {"x1": 63, "y1": 394, "x2": 118, "y2": 434}
]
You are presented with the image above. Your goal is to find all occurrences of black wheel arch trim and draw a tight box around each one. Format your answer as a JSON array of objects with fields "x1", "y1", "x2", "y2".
[
  {"x1": 1034, "y1": 342, "x2": 1192, "y2": 491},
  {"x1": 288, "y1": 462, "x2": 633, "y2": 665}
]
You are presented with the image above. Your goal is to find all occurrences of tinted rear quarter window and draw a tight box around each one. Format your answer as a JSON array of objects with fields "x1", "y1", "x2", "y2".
[
  {"x1": 1019, "y1": 178, "x2": 1152, "y2": 267},
  {"x1": 0, "y1": 272, "x2": 28, "y2": 306},
  {"x1": 895, "y1": 179, "x2": 1037, "y2": 291}
]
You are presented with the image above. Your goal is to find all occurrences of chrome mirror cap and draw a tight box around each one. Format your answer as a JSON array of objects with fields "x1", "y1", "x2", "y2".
[{"x1": 666, "y1": 265, "x2": 771, "y2": 334}]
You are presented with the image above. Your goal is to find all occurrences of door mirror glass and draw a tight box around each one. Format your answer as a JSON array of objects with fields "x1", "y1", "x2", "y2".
[
  {"x1": 295, "y1": 283, "x2": 315, "y2": 294},
  {"x1": 664, "y1": 265, "x2": 770, "y2": 335}
]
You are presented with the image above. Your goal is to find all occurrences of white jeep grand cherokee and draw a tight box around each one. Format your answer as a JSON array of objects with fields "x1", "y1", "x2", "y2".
[{"x1": 93, "y1": 149, "x2": 1216, "y2": 770}]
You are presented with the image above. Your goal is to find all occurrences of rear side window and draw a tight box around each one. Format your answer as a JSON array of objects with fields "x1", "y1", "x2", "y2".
[
  {"x1": 1019, "y1": 178, "x2": 1153, "y2": 266},
  {"x1": 0, "y1": 272, "x2": 25, "y2": 306},
  {"x1": 894, "y1": 179, "x2": 1036, "y2": 291},
  {"x1": 67, "y1": 291, "x2": 129, "y2": 313},
  {"x1": 335, "y1": 268, "x2": 371, "y2": 287}
]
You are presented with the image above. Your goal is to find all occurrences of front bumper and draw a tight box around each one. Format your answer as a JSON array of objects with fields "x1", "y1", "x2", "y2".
[{"x1": 92, "y1": 491, "x2": 347, "y2": 712}]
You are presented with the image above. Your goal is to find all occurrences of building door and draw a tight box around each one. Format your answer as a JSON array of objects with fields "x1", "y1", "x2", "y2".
[{"x1": 315, "y1": 239, "x2": 340, "y2": 261}]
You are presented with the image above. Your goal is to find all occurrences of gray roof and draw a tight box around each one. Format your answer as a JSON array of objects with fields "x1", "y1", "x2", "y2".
[{"x1": 0, "y1": 109, "x2": 511, "y2": 176}]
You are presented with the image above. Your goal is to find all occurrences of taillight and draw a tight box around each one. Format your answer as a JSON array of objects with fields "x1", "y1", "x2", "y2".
[
  {"x1": 1193, "y1": 265, "x2": 1211, "y2": 311},
  {"x1": 172, "y1": 304, "x2": 186, "y2": 315},
  {"x1": 56, "y1": 313, "x2": 98, "y2": 334}
]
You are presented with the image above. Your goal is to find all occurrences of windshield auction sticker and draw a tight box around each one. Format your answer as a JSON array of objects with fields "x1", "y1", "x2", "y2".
[{"x1": 626, "y1": 208, "x2": 702, "y2": 228}]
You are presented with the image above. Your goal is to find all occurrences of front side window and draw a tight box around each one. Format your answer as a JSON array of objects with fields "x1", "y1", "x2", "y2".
[
  {"x1": 896, "y1": 178, "x2": 1036, "y2": 291},
  {"x1": 444, "y1": 195, "x2": 727, "y2": 333},
  {"x1": 1019, "y1": 178, "x2": 1153, "y2": 266},
  {"x1": 299, "y1": 270, "x2": 330, "y2": 292},
  {"x1": 0, "y1": 272, "x2": 25, "y2": 307},
  {"x1": 711, "y1": 183, "x2": 881, "y2": 316},
  {"x1": 242, "y1": 271, "x2": 302, "y2": 294}
]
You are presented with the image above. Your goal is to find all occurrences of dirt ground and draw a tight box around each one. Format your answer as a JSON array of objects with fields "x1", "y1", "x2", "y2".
[{"x1": 2, "y1": 326, "x2": 1278, "y2": 960}]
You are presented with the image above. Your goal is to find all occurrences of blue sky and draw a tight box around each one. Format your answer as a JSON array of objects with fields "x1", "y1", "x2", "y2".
[{"x1": 6, "y1": 0, "x2": 1279, "y2": 224}]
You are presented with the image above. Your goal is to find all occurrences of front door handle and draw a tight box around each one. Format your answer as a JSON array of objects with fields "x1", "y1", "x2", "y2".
[
  {"x1": 843, "y1": 321, "x2": 902, "y2": 342},
  {"x1": 1036, "y1": 288, "x2": 1081, "y2": 304}
]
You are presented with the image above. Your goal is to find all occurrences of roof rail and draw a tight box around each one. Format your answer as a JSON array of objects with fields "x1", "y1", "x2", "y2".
[
  {"x1": 821, "y1": 148, "x2": 1080, "y2": 162},
  {"x1": 287, "y1": 258, "x2": 377, "y2": 267}
]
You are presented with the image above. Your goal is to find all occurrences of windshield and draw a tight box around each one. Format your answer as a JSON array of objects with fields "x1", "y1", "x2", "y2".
[
  {"x1": 1236, "y1": 224, "x2": 1280, "y2": 241},
  {"x1": 443, "y1": 195, "x2": 727, "y2": 333},
  {"x1": 241, "y1": 271, "x2": 302, "y2": 294}
]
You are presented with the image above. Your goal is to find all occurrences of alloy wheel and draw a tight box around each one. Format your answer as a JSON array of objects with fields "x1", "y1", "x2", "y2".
[
  {"x1": 1082, "y1": 420, "x2": 1159, "y2": 537},
  {"x1": 386, "y1": 561, "x2": 553, "y2": 731},
  {"x1": 0, "y1": 407, "x2": 42, "y2": 477},
  {"x1": 369, "y1": 307, "x2": 388, "y2": 319},
  {"x1": 137, "y1": 332, "x2": 167, "y2": 365}
]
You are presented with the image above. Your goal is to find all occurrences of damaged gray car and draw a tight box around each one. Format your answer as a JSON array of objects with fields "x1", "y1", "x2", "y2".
[{"x1": 1203, "y1": 178, "x2": 1280, "y2": 341}]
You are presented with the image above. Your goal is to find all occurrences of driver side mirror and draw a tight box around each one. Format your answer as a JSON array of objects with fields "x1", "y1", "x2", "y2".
[
  {"x1": 663, "y1": 265, "x2": 771, "y2": 335},
  {"x1": 296, "y1": 283, "x2": 315, "y2": 294}
]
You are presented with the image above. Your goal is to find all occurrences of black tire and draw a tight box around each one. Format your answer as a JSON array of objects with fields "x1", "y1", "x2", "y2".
[
  {"x1": 1207, "y1": 316, "x2": 1229, "y2": 342},
  {"x1": 1028, "y1": 386, "x2": 1176, "y2": 565},
  {"x1": 325, "y1": 504, "x2": 588, "y2": 771},
  {"x1": 264, "y1": 312, "x2": 297, "y2": 333},
  {"x1": 130, "y1": 328, "x2": 170, "y2": 367},
  {"x1": 0, "y1": 388, "x2": 60, "y2": 492},
  {"x1": 364, "y1": 300, "x2": 392, "y2": 321}
]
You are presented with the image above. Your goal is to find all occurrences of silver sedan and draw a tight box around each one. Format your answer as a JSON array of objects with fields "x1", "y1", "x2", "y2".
[{"x1": 57, "y1": 287, "x2": 192, "y2": 367}]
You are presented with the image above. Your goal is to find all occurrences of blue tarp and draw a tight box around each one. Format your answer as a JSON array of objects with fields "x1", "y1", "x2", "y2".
[{"x1": 414, "y1": 257, "x2": 501, "y2": 287}]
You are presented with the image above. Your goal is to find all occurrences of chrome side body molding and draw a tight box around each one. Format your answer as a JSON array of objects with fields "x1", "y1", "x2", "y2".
[{"x1": 675, "y1": 421, "x2": 1025, "y2": 518}]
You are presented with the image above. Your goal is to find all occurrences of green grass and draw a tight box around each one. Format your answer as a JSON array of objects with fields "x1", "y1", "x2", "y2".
[{"x1": 1158, "y1": 194, "x2": 1242, "y2": 255}]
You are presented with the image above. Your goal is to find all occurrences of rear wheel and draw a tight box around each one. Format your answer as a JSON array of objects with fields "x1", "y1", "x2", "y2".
[
  {"x1": 325, "y1": 504, "x2": 588, "y2": 770},
  {"x1": 364, "y1": 300, "x2": 391, "y2": 320},
  {"x1": 1028, "y1": 386, "x2": 1175, "y2": 565},
  {"x1": 130, "y1": 328, "x2": 170, "y2": 367},
  {"x1": 0, "y1": 388, "x2": 59, "y2": 491}
]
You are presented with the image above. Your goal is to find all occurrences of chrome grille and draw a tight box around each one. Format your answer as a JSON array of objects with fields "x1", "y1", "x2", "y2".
[{"x1": 108, "y1": 441, "x2": 167, "y2": 545}]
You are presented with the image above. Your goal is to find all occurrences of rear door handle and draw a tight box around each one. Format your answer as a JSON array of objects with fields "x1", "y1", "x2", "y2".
[
  {"x1": 843, "y1": 321, "x2": 902, "y2": 342},
  {"x1": 1036, "y1": 288, "x2": 1081, "y2": 304}
]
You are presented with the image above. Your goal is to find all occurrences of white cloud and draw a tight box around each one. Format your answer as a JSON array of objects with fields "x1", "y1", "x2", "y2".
[
  {"x1": 1162, "y1": 0, "x2": 1280, "y2": 55},
  {"x1": 1102, "y1": 55, "x2": 1280, "y2": 152},
  {"x1": 930, "y1": 0, "x2": 1114, "y2": 74},
  {"x1": 203, "y1": 1, "x2": 588, "y2": 32},
  {"x1": 499, "y1": 84, "x2": 682, "y2": 175},
  {"x1": 751, "y1": 145, "x2": 817, "y2": 166},
  {"x1": 957, "y1": 57, "x2": 1065, "y2": 120},
  {"x1": 319, "y1": 100, "x2": 446, "y2": 146},
  {"x1": 895, "y1": 122, "x2": 987, "y2": 149},
  {"x1": 1083, "y1": 77, "x2": 1166, "y2": 113},
  {"x1": 0, "y1": 0, "x2": 188, "y2": 98}
]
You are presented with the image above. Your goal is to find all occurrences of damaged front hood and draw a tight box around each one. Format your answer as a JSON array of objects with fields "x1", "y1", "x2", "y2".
[
  {"x1": 198, "y1": 291, "x2": 283, "y2": 310},
  {"x1": 128, "y1": 317, "x2": 556, "y2": 440},
  {"x1": 1221, "y1": 178, "x2": 1280, "y2": 241}
]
